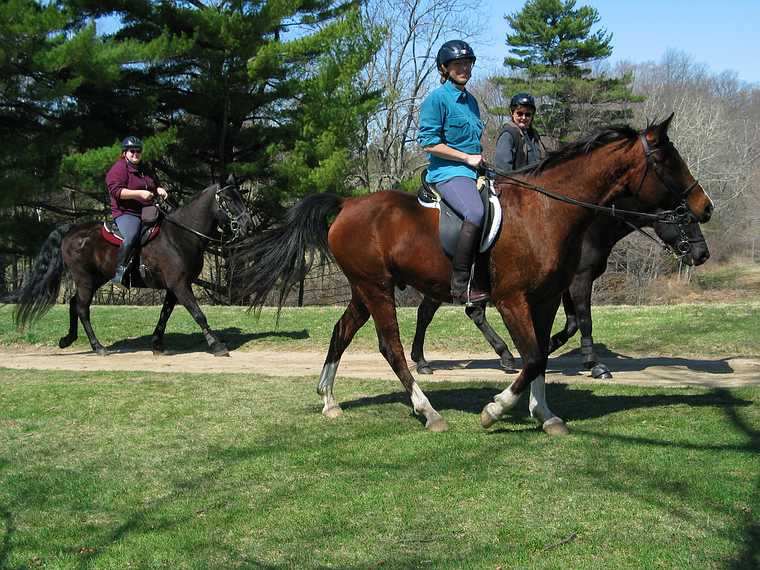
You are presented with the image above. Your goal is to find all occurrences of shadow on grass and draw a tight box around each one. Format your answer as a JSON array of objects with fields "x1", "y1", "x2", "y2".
[
  {"x1": 341, "y1": 383, "x2": 753, "y2": 427},
  {"x1": 104, "y1": 327, "x2": 309, "y2": 354}
]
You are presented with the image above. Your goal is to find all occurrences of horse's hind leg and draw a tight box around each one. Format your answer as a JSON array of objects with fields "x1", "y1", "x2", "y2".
[
  {"x1": 362, "y1": 285, "x2": 447, "y2": 432},
  {"x1": 75, "y1": 283, "x2": 107, "y2": 356},
  {"x1": 318, "y1": 296, "x2": 370, "y2": 418},
  {"x1": 58, "y1": 295, "x2": 79, "y2": 349},
  {"x1": 172, "y1": 285, "x2": 228, "y2": 356},
  {"x1": 465, "y1": 302, "x2": 517, "y2": 372},
  {"x1": 570, "y1": 281, "x2": 612, "y2": 379},
  {"x1": 151, "y1": 291, "x2": 177, "y2": 355},
  {"x1": 410, "y1": 296, "x2": 441, "y2": 374},
  {"x1": 547, "y1": 291, "x2": 578, "y2": 354}
]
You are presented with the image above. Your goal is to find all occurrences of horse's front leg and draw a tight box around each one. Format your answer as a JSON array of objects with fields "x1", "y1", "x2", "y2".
[
  {"x1": 151, "y1": 291, "x2": 177, "y2": 355},
  {"x1": 172, "y1": 284, "x2": 229, "y2": 356},
  {"x1": 481, "y1": 295, "x2": 568, "y2": 436}
]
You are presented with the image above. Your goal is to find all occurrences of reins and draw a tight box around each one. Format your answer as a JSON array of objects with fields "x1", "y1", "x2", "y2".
[
  {"x1": 155, "y1": 186, "x2": 246, "y2": 246},
  {"x1": 483, "y1": 134, "x2": 699, "y2": 225}
]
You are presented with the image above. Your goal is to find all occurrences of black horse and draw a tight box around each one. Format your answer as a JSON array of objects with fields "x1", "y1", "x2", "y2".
[
  {"x1": 410, "y1": 202, "x2": 710, "y2": 378},
  {"x1": 9, "y1": 182, "x2": 252, "y2": 356}
]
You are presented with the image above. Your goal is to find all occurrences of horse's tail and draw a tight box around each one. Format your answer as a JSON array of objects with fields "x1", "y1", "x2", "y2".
[
  {"x1": 8, "y1": 224, "x2": 73, "y2": 329},
  {"x1": 242, "y1": 193, "x2": 345, "y2": 309}
]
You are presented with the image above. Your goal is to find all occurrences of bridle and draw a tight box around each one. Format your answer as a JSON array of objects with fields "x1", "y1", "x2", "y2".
[{"x1": 157, "y1": 185, "x2": 248, "y2": 245}]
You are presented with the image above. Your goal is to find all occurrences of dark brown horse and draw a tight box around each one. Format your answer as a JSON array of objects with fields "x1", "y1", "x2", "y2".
[
  {"x1": 243, "y1": 116, "x2": 713, "y2": 434},
  {"x1": 410, "y1": 199, "x2": 711, "y2": 378},
  {"x1": 10, "y1": 183, "x2": 252, "y2": 356}
]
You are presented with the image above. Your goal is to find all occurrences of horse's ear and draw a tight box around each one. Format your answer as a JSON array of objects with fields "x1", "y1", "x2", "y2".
[
  {"x1": 645, "y1": 112, "x2": 675, "y2": 145},
  {"x1": 226, "y1": 173, "x2": 237, "y2": 187}
]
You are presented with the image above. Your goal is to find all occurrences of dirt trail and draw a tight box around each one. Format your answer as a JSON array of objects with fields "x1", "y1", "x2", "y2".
[{"x1": 1, "y1": 346, "x2": 758, "y2": 387}]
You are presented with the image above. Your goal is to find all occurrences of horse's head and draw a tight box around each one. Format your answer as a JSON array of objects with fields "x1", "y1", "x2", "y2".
[
  {"x1": 213, "y1": 181, "x2": 252, "y2": 240},
  {"x1": 632, "y1": 113, "x2": 714, "y2": 224},
  {"x1": 651, "y1": 206, "x2": 710, "y2": 266}
]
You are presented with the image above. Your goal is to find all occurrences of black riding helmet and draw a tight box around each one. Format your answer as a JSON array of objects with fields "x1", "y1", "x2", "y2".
[
  {"x1": 121, "y1": 136, "x2": 143, "y2": 151},
  {"x1": 436, "y1": 40, "x2": 476, "y2": 69},
  {"x1": 510, "y1": 92, "x2": 536, "y2": 111}
]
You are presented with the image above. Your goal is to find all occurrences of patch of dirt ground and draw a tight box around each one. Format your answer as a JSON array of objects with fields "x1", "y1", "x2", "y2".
[{"x1": 1, "y1": 346, "x2": 758, "y2": 387}]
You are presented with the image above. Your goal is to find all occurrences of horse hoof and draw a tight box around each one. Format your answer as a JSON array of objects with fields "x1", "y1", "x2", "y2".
[
  {"x1": 152, "y1": 349, "x2": 164, "y2": 357},
  {"x1": 480, "y1": 404, "x2": 499, "y2": 429},
  {"x1": 426, "y1": 417, "x2": 449, "y2": 432},
  {"x1": 95, "y1": 347, "x2": 109, "y2": 357},
  {"x1": 591, "y1": 364, "x2": 612, "y2": 379},
  {"x1": 543, "y1": 417, "x2": 569, "y2": 436},
  {"x1": 499, "y1": 357, "x2": 518, "y2": 374},
  {"x1": 58, "y1": 336, "x2": 75, "y2": 349},
  {"x1": 323, "y1": 406, "x2": 343, "y2": 419},
  {"x1": 416, "y1": 364, "x2": 433, "y2": 375},
  {"x1": 212, "y1": 344, "x2": 230, "y2": 357}
]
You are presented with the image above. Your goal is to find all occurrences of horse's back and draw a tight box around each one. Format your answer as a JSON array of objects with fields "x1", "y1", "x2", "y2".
[{"x1": 329, "y1": 190, "x2": 448, "y2": 286}]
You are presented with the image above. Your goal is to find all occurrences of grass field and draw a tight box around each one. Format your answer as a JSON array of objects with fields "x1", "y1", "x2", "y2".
[
  {"x1": 1, "y1": 301, "x2": 759, "y2": 568},
  {"x1": 1, "y1": 368, "x2": 758, "y2": 569},
  {"x1": 1, "y1": 301, "x2": 759, "y2": 357}
]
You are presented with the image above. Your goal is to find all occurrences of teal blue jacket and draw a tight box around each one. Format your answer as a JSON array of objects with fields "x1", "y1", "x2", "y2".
[{"x1": 417, "y1": 80, "x2": 484, "y2": 183}]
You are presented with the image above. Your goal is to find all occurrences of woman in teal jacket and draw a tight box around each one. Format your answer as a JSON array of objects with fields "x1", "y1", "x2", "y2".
[{"x1": 417, "y1": 39, "x2": 487, "y2": 304}]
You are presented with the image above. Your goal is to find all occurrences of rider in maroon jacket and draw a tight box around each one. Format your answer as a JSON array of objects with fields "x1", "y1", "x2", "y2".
[{"x1": 105, "y1": 136, "x2": 168, "y2": 285}]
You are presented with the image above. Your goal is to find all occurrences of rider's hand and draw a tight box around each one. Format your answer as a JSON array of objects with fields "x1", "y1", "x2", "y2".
[
  {"x1": 157, "y1": 187, "x2": 169, "y2": 200},
  {"x1": 139, "y1": 190, "x2": 155, "y2": 203},
  {"x1": 464, "y1": 154, "x2": 483, "y2": 168}
]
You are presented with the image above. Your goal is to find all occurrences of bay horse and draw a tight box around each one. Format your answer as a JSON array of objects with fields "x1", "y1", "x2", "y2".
[
  {"x1": 242, "y1": 115, "x2": 713, "y2": 434},
  {"x1": 10, "y1": 182, "x2": 252, "y2": 356},
  {"x1": 410, "y1": 199, "x2": 710, "y2": 378}
]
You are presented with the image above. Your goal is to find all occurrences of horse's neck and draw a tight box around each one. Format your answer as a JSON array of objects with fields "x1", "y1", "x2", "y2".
[
  {"x1": 170, "y1": 190, "x2": 217, "y2": 238},
  {"x1": 543, "y1": 146, "x2": 636, "y2": 207}
]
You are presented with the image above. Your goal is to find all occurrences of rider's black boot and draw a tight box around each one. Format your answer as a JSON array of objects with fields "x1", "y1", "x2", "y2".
[
  {"x1": 450, "y1": 221, "x2": 489, "y2": 305},
  {"x1": 111, "y1": 239, "x2": 134, "y2": 285}
]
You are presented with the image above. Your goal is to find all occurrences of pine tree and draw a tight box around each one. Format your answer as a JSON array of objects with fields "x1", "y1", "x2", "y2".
[
  {"x1": 60, "y1": 0, "x2": 381, "y2": 208},
  {"x1": 492, "y1": 0, "x2": 641, "y2": 141}
]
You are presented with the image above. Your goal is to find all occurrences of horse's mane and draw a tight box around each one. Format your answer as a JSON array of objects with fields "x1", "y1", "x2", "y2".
[
  {"x1": 171, "y1": 183, "x2": 219, "y2": 213},
  {"x1": 521, "y1": 124, "x2": 640, "y2": 176}
]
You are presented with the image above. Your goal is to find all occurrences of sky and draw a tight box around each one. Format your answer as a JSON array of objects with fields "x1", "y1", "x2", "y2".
[{"x1": 476, "y1": 0, "x2": 760, "y2": 85}]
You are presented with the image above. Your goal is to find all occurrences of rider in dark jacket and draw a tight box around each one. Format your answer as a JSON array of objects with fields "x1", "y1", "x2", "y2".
[
  {"x1": 493, "y1": 93, "x2": 545, "y2": 172},
  {"x1": 105, "y1": 136, "x2": 168, "y2": 285}
]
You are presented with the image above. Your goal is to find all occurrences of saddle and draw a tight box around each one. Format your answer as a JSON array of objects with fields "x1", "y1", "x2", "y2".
[
  {"x1": 100, "y1": 221, "x2": 163, "y2": 289},
  {"x1": 417, "y1": 171, "x2": 502, "y2": 257},
  {"x1": 100, "y1": 220, "x2": 161, "y2": 246}
]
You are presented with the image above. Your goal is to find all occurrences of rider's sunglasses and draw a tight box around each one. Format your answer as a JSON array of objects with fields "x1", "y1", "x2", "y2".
[{"x1": 126, "y1": 148, "x2": 142, "y2": 154}]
